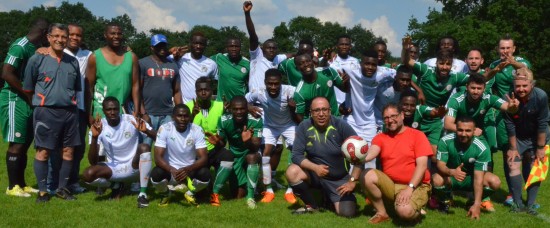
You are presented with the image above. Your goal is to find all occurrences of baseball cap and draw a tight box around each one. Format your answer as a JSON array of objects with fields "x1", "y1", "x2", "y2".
[{"x1": 151, "y1": 34, "x2": 168, "y2": 46}]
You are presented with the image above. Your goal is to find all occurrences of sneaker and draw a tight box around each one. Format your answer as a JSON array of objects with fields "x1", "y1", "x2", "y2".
[
  {"x1": 292, "y1": 205, "x2": 319, "y2": 214},
  {"x1": 6, "y1": 185, "x2": 31, "y2": 197},
  {"x1": 284, "y1": 192, "x2": 297, "y2": 204},
  {"x1": 260, "y1": 191, "x2": 275, "y2": 203},
  {"x1": 210, "y1": 193, "x2": 221, "y2": 206},
  {"x1": 137, "y1": 195, "x2": 149, "y2": 208},
  {"x1": 109, "y1": 183, "x2": 125, "y2": 200},
  {"x1": 36, "y1": 192, "x2": 51, "y2": 203},
  {"x1": 68, "y1": 184, "x2": 87, "y2": 194},
  {"x1": 428, "y1": 195, "x2": 439, "y2": 209},
  {"x1": 527, "y1": 204, "x2": 539, "y2": 215},
  {"x1": 184, "y1": 193, "x2": 198, "y2": 207},
  {"x1": 504, "y1": 194, "x2": 514, "y2": 206},
  {"x1": 55, "y1": 187, "x2": 77, "y2": 200},
  {"x1": 158, "y1": 193, "x2": 170, "y2": 207},
  {"x1": 510, "y1": 203, "x2": 525, "y2": 213},
  {"x1": 438, "y1": 200, "x2": 451, "y2": 214},
  {"x1": 246, "y1": 198, "x2": 257, "y2": 209},
  {"x1": 368, "y1": 213, "x2": 390, "y2": 224},
  {"x1": 481, "y1": 200, "x2": 496, "y2": 212},
  {"x1": 23, "y1": 186, "x2": 39, "y2": 194}
]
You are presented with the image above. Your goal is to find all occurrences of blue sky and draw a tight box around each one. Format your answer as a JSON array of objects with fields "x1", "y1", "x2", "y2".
[{"x1": 0, "y1": 0, "x2": 441, "y2": 54}]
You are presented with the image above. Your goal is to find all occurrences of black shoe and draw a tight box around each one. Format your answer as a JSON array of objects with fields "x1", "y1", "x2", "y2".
[
  {"x1": 137, "y1": 195, "x2": 149, "y2": 208},
  {"x1": 438, "y1": 200, "x2": 451, "y2": 214},
  {"x1": 56, "y1": 188, "x2": 76, "y2": 200},
  {"x1": 36, "y1": 192, "x2": 51, "y2": 203},
  {"x1": 109, "y1": 183, "x2": 125, "y2": 200}
]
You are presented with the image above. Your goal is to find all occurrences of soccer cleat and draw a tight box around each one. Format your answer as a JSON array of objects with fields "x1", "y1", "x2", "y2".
[
  {"x1": 246, "y1": 198, "x2": 257, "y2": 209},
  {"x1": 260, "y1": 191, "x2": 275, "y2": 203},
  {"x1": 23, "y1": 186, "x2": 39, "y2": 194},
  {"x1": 6, "y1": 185, "x2": 31, "y2": 197},
  {"x1": 158, "y1": 193, "x2": 170, "y2": 207},
  {"x1": 292, "y1": 205, "x2": 319, "y2": 215},
  {"x1": 481, "y1": 200, "x2": 496, "y2": 212},
  {"x1": 36, "y1": 192, "x2": 51, "y2": 203},
  {"x1": 527, "y1": 204, "x2": 539, "y2": 215},
  {"x1": 210, "y1": 193, "x2": 221, "y2": 206},
  {"x1": 510, "y1": 203, "x2": 525, "y2": 213},
  {"x1": 368, "y1": 213, "x2": 390, "y2": 224},
  {"x1": 184, "y1": 193, "x2": 198, "y2": 207},
  {"x1": 56, "y1": 187, "x2": 77, "y2": 200},
  {"x1": 137, "y1": 195, "x2": 149, "y2": 208},
  {"x1": 504, "y1": 194, "x2": 514, "y2": 206},
  {"x1": 438, "y1": 200, "x2": 451, "y2": 214},
  {"x1": 284, "y1": 192, "x2": 297, "y2": 204}
]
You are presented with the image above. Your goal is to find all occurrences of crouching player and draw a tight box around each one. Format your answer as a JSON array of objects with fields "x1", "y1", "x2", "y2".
[
  {"x1": 150, "y1": 104, "x2": 210, "y2": 207},
  {"x1": 433, "y1": 116, "x2": 501, "y2": 219},
  {"x1": 82, "y1": 97, "x2": 155, "y2": 208}
]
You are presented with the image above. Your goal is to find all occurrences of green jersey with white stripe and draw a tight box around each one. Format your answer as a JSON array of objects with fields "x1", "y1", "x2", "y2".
[{"x1": 437, "y1": 134, "x2": 491, "y2": 175}]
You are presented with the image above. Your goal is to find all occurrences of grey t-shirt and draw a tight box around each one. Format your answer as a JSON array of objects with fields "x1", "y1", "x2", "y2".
[
  {"x1": 139, "y1": 56, "x2": 179, "y2": 115},
  {"x1": 292, "y1": 116, "x2": 357, "y2": 180},
  {"x1": 23, "y1": 53, "x2": 81, "y2": 107}
]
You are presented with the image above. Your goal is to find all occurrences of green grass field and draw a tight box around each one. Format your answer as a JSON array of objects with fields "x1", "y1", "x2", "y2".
[{"x1": 0, "y1": 141, "x2": 548, "y2": 227}]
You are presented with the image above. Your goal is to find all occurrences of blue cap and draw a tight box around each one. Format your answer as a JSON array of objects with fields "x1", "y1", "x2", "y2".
[{"x1": 151, "y1": 34, "x2": 168, "y2": 46}]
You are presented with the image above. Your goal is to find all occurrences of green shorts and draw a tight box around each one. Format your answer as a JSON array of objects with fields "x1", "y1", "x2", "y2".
[
  {"x1": 483, "y1": 109, "x2": 497, "y2": 152},
  {"x1": 419, "y1": 119, "x2": 443, "y2": 145},
  {"x1": 450, "y1": 175, "x2": 473, "y2": 191},
  {"x1": 232, "y1": 155, "x2": 248, "y2": 186},
  {"x1": 0, "y1": 90, "x2": 33, "y2": 143},
  {"x1": 494, "y1": 111, "x2": 509, "y2": 151}
]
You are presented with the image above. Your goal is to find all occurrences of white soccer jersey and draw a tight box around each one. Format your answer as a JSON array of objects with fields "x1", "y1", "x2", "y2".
[
  {"x1": 343, "y1": 66, "x2": 395, "y2": 127},
  {"x1": 173, "y1": 53, "x2": 218, "y2": 103},
  {"x1": 155, "y1": 121, "x2": 206, "y2": 169},
  {"x1": 245, "y1": 85, "x2": 296, "y2": 128},
  {"x1": 248, "y1": 47, "x2": 286, "y2": 93},
  {"x1": 93, "y1": 114, "x2": 151, "y2": 165},
  {"x1": 64, "y1": 48, "x2": 91, "y2": 111},
  {"x1": 424, "y1": 58, "x2": 469, "y2": 74},
  {"x1": 329, "y1": 55, "x2": 359, "y2": 104},
  {"x1": 373, "y1": 67, "x2": 400, "y2": 126}
]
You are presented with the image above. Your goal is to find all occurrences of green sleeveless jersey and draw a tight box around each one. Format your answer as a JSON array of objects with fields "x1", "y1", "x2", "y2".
[{"x1": 92, "y1": 50, "x2": 133, "y2": 117}]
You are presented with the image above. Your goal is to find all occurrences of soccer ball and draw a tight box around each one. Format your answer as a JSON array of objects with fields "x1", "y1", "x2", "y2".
[{"x1": 341, "y1": 136, "x2": 369, "y2": 163}]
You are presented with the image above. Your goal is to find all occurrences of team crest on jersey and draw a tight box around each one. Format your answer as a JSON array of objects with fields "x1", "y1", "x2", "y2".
[
  {"x1": 480, "y1": 109, "x2": 485, "y2": 114},
  {"x1": 327, "y1": 80, "x2": 333, "y2": 87},
  {"x1": 412, "y1": 122, "x2": 419, "y2": 128},
  {"x1": 350, "y1": 63, "x2": 359, "y2": 70},
  {"x1": 241, "y1": 67, "x2": 247, "y2": 73},
  {"x1": 445, "y1": 84, "x2": 452, "y2": 91},
  {"x1": 201, "y1": 66, "x2": 207, "y2": 72},
  {"x1": 186, "y1": 139, "x2": 194, "y2": 146},
  {"x1": 124, "y1": 131, "x2": 131, "y2": 139}
]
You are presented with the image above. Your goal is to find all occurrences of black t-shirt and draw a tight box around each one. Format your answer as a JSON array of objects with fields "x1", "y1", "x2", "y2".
[{"x1": 139, "y1": 56, "x2": 179, "y2": 115}]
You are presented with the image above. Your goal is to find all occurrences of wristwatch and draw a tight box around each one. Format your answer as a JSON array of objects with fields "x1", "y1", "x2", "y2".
[
  {"x1": 408, "y1": 183, "x2": 416, "y2": 189},
  {"x1": 350, "y1": 177, "x2": 358, "y2": 182}
]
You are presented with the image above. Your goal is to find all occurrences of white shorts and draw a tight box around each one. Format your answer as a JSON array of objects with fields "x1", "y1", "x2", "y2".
[
  {"x1": 263, "y1": 125, "x2": 295, "y2": 147},
  {"x1": 102, "y1": 161, "x2": 139, "y2": 182}
]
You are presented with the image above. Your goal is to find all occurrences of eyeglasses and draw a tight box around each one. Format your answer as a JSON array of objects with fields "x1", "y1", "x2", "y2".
[
  {"x1": 383, "y1": 114, "x2": 400, "y2": 122},
  {"x1": 310, "y1": 107, "x2": 330, "y2": 114}
]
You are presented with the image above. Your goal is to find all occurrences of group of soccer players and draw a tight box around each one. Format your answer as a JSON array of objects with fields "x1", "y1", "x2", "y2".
[{"x1": 1, "y1": 0, "x2": 547, "y2": 224}]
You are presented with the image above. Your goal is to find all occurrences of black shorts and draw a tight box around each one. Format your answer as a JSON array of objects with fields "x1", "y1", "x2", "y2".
[
  {"x1": 33, "y1": 106, "x2": 80, "y2": 150},
  {"x1": 208, "y1": 147, "x2": 234, "y2": 168},
  {"x1": 307, "y1": 170, "x2": 356, "y2": 203}
]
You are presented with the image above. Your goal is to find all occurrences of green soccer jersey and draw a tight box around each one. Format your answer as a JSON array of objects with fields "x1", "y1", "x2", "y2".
[
  {"x1": 217, "y1": 113, "x2": 263, "y2": 157},
  {"x1": 186, "y1": 100, "x2": 225, "y2": 151},
  {"x1": 294, "y1": 68, "x2": 343, "y2": 118},
  {"x1": 437, "y1": 134, "x2": 491, "y2": 175},
  {"x1": 211, "y1": 53, "x2": 250, "y2": 102},
  {"x1": 446, "y1": 91, "x2": 505, "y2": 128},
  {"x1": 278, "y1": 58, "x2": 302, "y2": 86},
  {"x1": 92, "y1": 50, "x2": 133, "y2": 117},
  {"x1": 2, "y1": 37, "x2": 37, "y2": 91},
  {"x1": 489, "y1": 57, "x2": 531, "y2": 98},
  {"x1": 413, "y1": 62, "x2": 469, "y2": 108}
]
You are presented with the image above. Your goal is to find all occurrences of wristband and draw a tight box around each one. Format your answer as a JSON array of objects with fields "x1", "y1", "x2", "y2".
[{"x1": 537, "y1": 145, "x2": 545, "y2": 149}]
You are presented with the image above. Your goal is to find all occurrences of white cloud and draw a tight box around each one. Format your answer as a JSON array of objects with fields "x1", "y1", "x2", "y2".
[
  {"x1": 359, "y1": 16, "x2": 401, "y2": 55},
  {"x1": 255, "y1": 24, "x2": 274, "y2": 41},
  {"x1": 284, "y1": 0, "x2": 353, "y2": 26},
  {"x1": 118, "y1": 0, "x2": 189, "y2": 33},
  {"x1": 43, "y1": 0, "x2": 58, "y2": 7}
]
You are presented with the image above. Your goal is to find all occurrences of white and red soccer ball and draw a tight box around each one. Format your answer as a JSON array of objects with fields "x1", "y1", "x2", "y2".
[{"x1": 341, "y1": 136, "x2": 369, "y2": 163}]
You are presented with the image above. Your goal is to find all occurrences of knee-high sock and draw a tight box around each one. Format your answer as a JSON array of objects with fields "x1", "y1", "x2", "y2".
[
  {"x1": 246, "y1": 164, "x2": 259, "y2": 199},
  {"x1": 33, "y1": 159, "x2": 49, "y2": 192},
  {"x1": 58, "y1": 159, "x2": 73, "y2": 189},
  {"x1": 6, "y1": 152, "x2": 20, "y2": 189},
  {"x1": 139, "y1": 152, "x2": 152, "y2": 194},
  {"x1": 18, "y1": 152, "x2": 28, "y2": 187},
  {"x1": 262, "y1": 156, "x2": 272, "y2": 186},
  {"x1": 509, "y1": 175, "x2": 524, "y2": 206},
  {"x1": 88, "y1": 178, "x2": 111, "y2": 188},
  {"x1": 213, "y1": 161, "x2": 233, "y2": 194},
  {"x1": 527, "y1": 182, "x2": 540, "y2": 206},
  {"x1": 433, "y1": 185, "x2": 452, "y2": 201},
  {"x1": 482, "y1": 186, "x2": 495, "y2": 201},
  {"x1": 151, "y1": 178, "x2": 168, "y2": 194},
  {"x1": 291, "y1": 181, "x2": 317, "y2": 208}
]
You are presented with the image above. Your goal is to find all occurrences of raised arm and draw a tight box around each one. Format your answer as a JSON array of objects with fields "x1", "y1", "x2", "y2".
[{"x1": 243, "y1": 1, "x2": 259, "y2": 51}]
